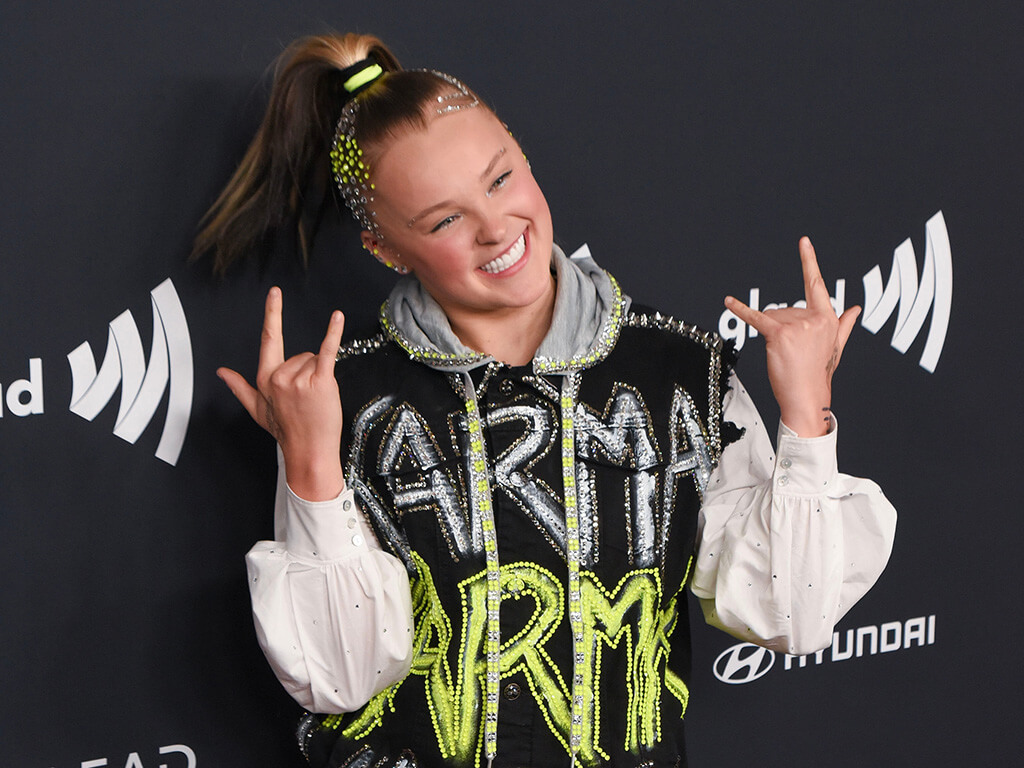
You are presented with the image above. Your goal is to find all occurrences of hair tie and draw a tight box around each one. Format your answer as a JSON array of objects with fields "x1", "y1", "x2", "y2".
[{"x1": 338, "y1": 57, "x2": 385, "y2": 97}]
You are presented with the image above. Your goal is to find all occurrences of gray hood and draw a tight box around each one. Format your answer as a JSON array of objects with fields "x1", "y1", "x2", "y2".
[{"x1": 381, "y1": 244, "x2": 630, "y2": 374}]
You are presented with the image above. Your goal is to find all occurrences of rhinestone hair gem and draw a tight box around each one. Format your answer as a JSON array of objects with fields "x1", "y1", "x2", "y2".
[
  {"x1": 329, "y1": 69, "x2": 479, "y2": 232},
  {"x1": 330, "y1": 99, "x2": 377, "y2": 231}
]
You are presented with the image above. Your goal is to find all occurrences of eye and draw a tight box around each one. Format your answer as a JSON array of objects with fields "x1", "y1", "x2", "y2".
[
  {"x1": 487, "y1": 170, "x2": 513, "y2": 197},
  {"x1": 430, "y1": 214, "x2": 460, "y2": 233}
]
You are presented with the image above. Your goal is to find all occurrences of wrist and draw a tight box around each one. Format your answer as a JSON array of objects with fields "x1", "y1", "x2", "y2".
[
  {"x1": 281, "y1": 445, "x2": 344, "y2": 501},
  {"x1": 779, "y1": 405, "x2": 833, "y2": 438},
  {"x1": 775, "y1": 378, "x2": 833, "y2": 437}
]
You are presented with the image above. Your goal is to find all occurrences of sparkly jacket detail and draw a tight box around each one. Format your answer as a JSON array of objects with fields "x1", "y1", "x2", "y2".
[{"x1": 245, "y1": 245, "x2": 898, "y2": 768}]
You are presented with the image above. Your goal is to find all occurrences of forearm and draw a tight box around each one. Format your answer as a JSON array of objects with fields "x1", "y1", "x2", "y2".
[
  {"x1": 253, "y1": 456, "x2": 414, "y2": 712},
  {"x1": 691, "y1": 375, "x2": 897, "y2": 655}
]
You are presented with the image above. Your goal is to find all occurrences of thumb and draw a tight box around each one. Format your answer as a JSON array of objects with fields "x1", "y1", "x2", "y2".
[
  {"x1": 833, "y1": 305, "x2": 862, "y2": 368},
  {"x1": 217, "y1": 367, "x2": 261, "y2": 423}
]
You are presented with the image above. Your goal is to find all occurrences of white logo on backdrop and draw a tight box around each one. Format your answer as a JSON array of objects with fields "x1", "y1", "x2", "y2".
[
  {"x1": 0, "y1": 358, "x2": 44, "y2": 417},
  {"x1": 67, "y1": 279, "x2": 194, "y2": 466},
  {"x1": 860, "y1": 211, "x2": 952, "y2": 373},
  {"x1": 713, "y1": 643, "x2": 776, "y2": 684},
  {"x1": 712, "y1": 614, "x2": 937, "y2": 685},
  {"x1": 719, "y1": 211, "x2": 953, "y2": 372},
  {"x1": 70, "y1": 743, "x2": 196, "y2": 768}
]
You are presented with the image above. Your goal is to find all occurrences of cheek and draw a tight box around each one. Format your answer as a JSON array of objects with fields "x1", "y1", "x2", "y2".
[
  {"x1": 520, "y1": 175, "x2": 551, "y2": 223},
  {"x1": 412, "y1": 240, "x2": 474, "y2": 280}
]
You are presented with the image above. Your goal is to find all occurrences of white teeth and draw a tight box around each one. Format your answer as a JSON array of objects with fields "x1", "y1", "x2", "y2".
[{"x1": 480, "y1": 234, "x2": 526, "y2": 274}]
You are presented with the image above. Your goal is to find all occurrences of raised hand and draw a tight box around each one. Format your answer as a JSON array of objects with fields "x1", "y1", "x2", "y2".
[
  {"x1": 217, "y1": 287, "x2": 346, "y2": 500},
  {"x1": 724, "y1": 237, "x2": 861, "y2": 437}
]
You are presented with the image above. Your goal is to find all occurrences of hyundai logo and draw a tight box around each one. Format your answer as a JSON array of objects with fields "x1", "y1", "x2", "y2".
[{"x1": 713, "y1": 643, "x2": 776, "y2": 684}]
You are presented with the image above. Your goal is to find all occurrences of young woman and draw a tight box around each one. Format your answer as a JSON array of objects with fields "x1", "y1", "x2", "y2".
[{"x1": 201, "y1": 33, "x2": 896, "y2": 768}]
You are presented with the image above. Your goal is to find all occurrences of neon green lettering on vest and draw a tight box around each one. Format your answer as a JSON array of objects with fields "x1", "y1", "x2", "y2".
[{"x1": 339, "y1": 554, "x2": 692, "y2": 766}]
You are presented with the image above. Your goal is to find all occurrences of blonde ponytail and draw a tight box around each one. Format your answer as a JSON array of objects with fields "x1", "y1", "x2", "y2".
[{"x1": 192, "y1": 34, "x2": 400, "y2": 273}]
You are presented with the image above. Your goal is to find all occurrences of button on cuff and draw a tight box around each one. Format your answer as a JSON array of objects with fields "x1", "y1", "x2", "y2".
[
  {"x1": 283, "y1": 487, "x2": 372, "y2": 560},
  {"x1": 773, "y1": 420, "x2": 839, "y2": 493},
  {"x1": 774, "y1": 421, "x2": 839, "y2": 493}
]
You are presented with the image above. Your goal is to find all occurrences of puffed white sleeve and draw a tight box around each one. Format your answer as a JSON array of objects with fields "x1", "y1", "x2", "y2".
[
  {"x1": 690, "y1": 372, "x2": 897, "y2": 656},
  {"x1": 245, "y1": 451, "x2": 414, "y2": 713}
]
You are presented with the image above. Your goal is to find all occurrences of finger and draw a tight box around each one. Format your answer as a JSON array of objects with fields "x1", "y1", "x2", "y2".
[
  {"x1": 799, "y1": 237, "x2": 830, "y2": 310},
  {"x1": 832, "y1": 305, "x2": 862, "y2": 368},
  {"x1": 267, "y1": 351, "x2": 317, "y2": 387},
  {"x1": 724, "y1": 295, "x2": 780, "y2": 336},
  {"x1": 259, "y1": 287, "x2": 286, "y2": 372},
  {"x1": 315, "y1": 310, "x2": 346, "y2": 378},
  {"x1": 217, "y1": 367, "x2": 261, "y2": 422}
]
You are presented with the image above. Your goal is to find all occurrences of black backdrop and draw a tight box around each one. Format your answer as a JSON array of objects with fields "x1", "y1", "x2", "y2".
[{"x1": 2, "y1": 2, "x2": 1021, "y2": 766}]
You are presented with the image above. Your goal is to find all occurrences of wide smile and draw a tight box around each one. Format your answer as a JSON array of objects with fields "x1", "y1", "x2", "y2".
[{"x1": 479, "y1": 233, "x2": 527, "y2": 275}]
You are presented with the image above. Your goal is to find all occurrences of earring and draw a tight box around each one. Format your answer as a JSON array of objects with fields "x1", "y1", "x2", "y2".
[
  {"x1": 379, "y1": 257, "x2": 410, "y2": 275},
  {"x1": 363, "y1": 241, "x2": 409, "y2": 274}
]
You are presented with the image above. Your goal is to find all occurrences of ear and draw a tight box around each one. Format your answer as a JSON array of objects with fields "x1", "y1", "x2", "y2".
[
  {"x1": 361, "y1": 230, "x2": 410, "y2": 274},
  {"x1": 360, "y1": 230, "x2": 383, "y2": 261}
]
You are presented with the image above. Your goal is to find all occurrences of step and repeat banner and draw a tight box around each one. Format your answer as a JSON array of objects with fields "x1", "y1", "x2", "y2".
[{"x1": 2, "y1": 2, "x2": 1020, "y2": 766}]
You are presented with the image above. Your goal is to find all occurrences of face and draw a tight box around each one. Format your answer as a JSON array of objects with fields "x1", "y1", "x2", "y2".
[{"x1": 363, "y1": 106, "x2": 555, "y2": 331}]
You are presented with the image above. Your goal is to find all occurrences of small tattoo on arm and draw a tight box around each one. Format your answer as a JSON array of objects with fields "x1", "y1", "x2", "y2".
[
  {"x1": 264, "y1": 397, "x2": 281, "y2": 441},
  {"x1": 825, "y1": 348, "x2": 839, "y2": 375}
]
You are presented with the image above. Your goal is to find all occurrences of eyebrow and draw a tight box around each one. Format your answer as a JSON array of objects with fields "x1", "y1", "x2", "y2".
[
  {"x1": 479, "y1": 147, "x2": 507, "y2": 182},
  {"x1": 406, "y1": 146, "x2": 507, "y2": 228}
]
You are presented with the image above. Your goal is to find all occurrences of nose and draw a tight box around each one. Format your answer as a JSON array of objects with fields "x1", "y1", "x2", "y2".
[{"x1": 475, "y1": 202, "x2": 507, "y2": 245}]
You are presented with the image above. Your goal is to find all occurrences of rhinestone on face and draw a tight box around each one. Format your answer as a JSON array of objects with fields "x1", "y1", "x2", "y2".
[{"x1": 431, "y1": 70, "x2": 480, "y2": 115}]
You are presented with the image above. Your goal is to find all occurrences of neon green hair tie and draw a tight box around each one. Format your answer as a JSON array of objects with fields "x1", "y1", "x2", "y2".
[{"x1": 343, "y1": 63, "x2": 383, "y2": 94}]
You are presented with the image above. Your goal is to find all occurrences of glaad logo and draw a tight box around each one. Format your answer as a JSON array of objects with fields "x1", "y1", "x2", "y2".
[
  {"x1": 719, "y1": 211, "x2": 953, "y2": 372},
  {"x1": 0, "y1": 358, "x2": 44, "y2": 417},
  {"x1": 712, "y1": 614, "x2": 937, "y2": 684},
  {"x1": 67, "y1": 279, "x2": 193, "y2": 466},
  {"x1": 860, "y1": 211, "x2": 952, "y2": 373}
]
